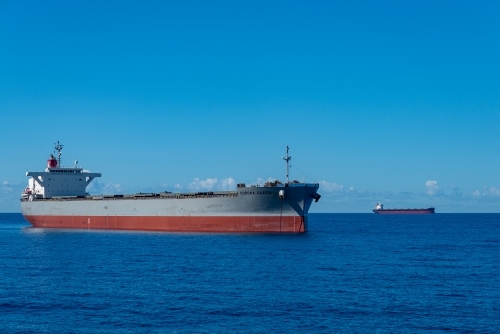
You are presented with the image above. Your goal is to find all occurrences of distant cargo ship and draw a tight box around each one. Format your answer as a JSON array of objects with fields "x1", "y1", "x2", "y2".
[
  {"x1": 373, "y1": 203, "x2": 435, "y2": 214},
  {"x1": 20, "y1": 143, "x2": 321, "y2": 233}
]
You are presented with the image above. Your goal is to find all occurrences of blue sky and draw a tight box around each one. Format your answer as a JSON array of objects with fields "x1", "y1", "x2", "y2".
[{"x1": 1, "y1": 1, "x2": 499, "y2": 212}]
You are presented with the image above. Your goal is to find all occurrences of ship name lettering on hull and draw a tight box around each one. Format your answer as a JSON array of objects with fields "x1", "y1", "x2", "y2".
[{"x1": 240, "y1": 191, "x2": 273, "y2": 195}]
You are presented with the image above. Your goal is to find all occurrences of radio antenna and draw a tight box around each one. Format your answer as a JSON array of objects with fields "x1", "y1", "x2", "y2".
[
  {"x1": 54, "y1": 141, "x2": 64, "y2": 167},
  {"x1": 282, "y1": 146, "x2": 292, "y2": 185}
]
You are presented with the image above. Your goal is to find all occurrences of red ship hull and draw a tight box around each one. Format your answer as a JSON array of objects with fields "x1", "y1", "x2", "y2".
[
  {"x1": 23, "y1": 215, "x2": 307, "y2": 233},
  {"x1": 373, "y1": 208, "x2": 435, "y2": 214}
]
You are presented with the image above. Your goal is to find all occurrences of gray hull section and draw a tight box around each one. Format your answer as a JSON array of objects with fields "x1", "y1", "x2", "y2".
[{"x1": 21, "y1": 185, "x2": 319, "y2": 218}]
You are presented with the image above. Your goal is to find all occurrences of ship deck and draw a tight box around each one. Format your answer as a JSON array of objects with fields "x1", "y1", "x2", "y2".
[{"x1": 21, "y1": 191, "x2": 238, "y2": 202}]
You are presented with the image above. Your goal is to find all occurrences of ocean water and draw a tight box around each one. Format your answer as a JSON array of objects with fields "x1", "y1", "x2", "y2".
[{"x1": 0, "y1": 213, "x2": 499, "y2": 333}]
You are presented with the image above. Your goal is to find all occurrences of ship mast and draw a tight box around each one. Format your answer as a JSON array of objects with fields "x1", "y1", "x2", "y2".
[
  {"x1": 54, "y1": 141, "x2": 64, "y2": 167},
  {"x1": 282, "y1": 146, "x2": 292, "y2": 185}
]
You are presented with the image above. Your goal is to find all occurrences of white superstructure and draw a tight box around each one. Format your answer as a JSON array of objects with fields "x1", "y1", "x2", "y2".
[{"x1": 22, "y1": 142, "x2": 101, "y2": 199}]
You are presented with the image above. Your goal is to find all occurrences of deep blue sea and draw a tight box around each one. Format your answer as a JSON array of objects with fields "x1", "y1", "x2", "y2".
[{"x1": 1, "y1": 213, "x2": 499, "y2": 333}]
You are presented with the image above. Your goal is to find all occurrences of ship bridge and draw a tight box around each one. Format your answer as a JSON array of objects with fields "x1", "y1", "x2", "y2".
[{"x1": 23, "y1": 142, "x2": 101, "y2": 199}]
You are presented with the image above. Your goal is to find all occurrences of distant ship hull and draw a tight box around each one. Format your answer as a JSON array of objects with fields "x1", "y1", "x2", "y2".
[
  {"x1": 373, "y1": 208, "x2": 435, "y2": 214},
  {"x1": 21, "y1": 185, "x2": 319, "y2": 233}
]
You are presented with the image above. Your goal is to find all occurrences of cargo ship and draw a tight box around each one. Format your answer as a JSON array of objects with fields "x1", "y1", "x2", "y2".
[
  {"x1": 373, "y1": 203, "x2": 435, "y2": 214},
  {"x1": 20, "y1": 143, "x2": 321, "y2": 233}
]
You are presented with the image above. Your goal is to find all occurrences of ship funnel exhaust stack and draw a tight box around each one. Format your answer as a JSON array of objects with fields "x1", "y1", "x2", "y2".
[{"x1": 47, "y1": 154, "x2": 58, "y2": 168}]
